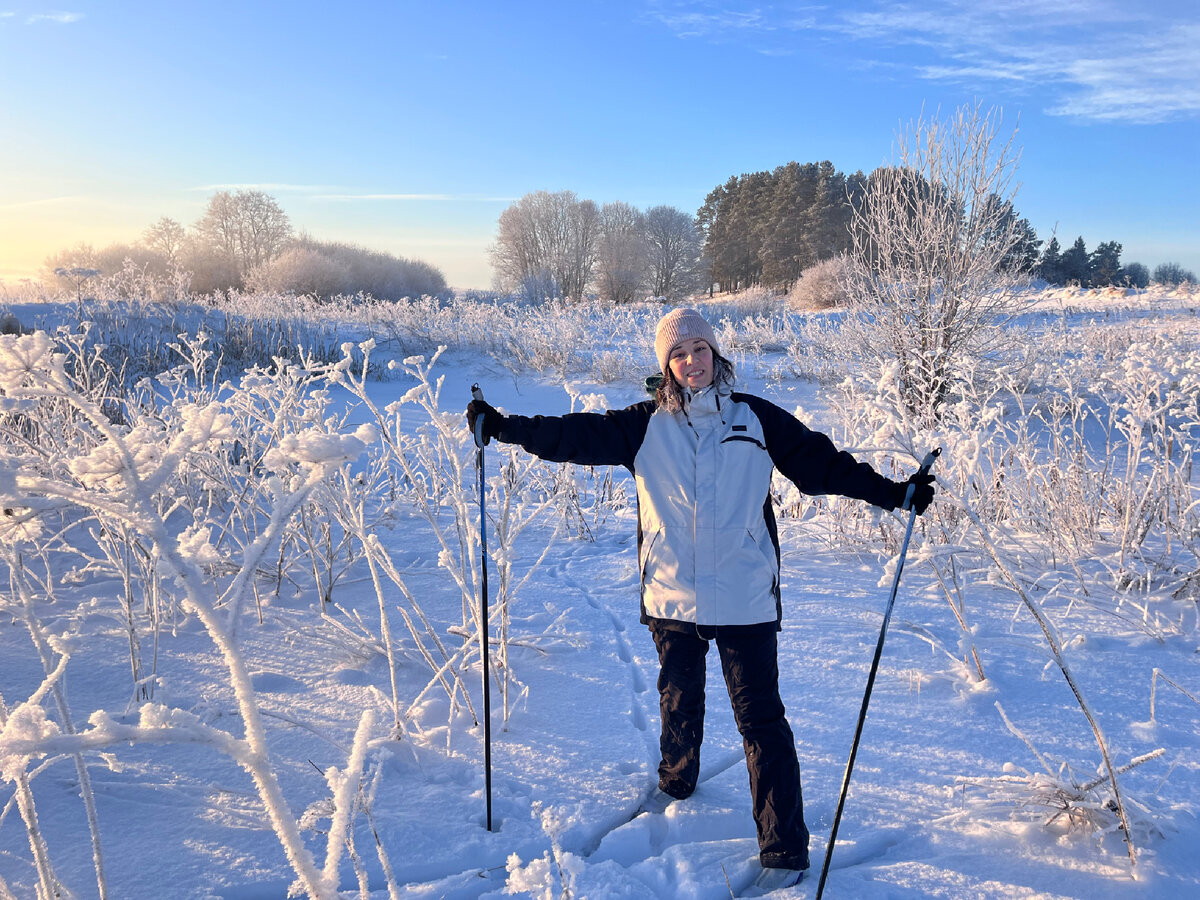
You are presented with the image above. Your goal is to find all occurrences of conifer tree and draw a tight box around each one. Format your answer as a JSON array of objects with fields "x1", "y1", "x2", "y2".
[
  {"x1": 1089, "y1": 241, "x2": 1123, "y2": 286},
  {"x1": 1060, "y1": 236, "x2": 1091, "y2": 286},
  {"x1": 698, "y1": 160, "x2": 858, "y2": 293},
  {"x1": 1037, "y1": 235, "x2": 1063, "y2": 284}
]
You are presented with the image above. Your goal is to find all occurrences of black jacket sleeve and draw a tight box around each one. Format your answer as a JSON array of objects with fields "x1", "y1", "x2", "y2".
[
  {"x1": 494, "y1": 400, "x2": 655, "y2": 471},
  {"x1": 735, "y1": 393, "x2": 903, "y2": 510}
]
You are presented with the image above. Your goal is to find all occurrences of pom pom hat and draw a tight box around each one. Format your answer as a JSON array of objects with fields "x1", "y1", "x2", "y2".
[{"x1": 654, "y1": 308, "x2": 719, "y2": 376}]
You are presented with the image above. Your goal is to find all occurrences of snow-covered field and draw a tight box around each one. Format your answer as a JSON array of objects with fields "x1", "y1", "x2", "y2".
[{"x1": 1, "y1": 285, "x2": 1198, "y2": 898}]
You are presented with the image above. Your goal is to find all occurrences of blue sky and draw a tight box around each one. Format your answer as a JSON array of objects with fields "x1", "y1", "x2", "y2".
[{"x1": 2, "y1": 0, "x2": 1197, "y2": 288}]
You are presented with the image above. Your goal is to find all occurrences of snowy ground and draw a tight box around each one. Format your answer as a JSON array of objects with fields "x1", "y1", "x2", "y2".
[{"x1": 2, "y1": 289, "x2": 1199, "y2": 898}]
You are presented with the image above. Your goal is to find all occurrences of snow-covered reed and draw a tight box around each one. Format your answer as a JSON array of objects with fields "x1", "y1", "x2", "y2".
[
  {"x1": 4, "y1": 289, "x2": 810, "y2": 390},
  {"x1": 0, "y1": 311, "x2": 602, "y2": 894}
]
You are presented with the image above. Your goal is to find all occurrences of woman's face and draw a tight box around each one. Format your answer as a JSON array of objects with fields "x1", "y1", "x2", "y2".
[{"x1": 668, "y1": 338, "x2": 714, "y2": 390}]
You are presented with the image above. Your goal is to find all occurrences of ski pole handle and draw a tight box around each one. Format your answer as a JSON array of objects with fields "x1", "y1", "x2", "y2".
[
  {"x1": 471, "y1": 383, "x2": 487, "y2": 449},
  {"x1": 902, "y1": 447, "x2": 941, "y2": 511}
]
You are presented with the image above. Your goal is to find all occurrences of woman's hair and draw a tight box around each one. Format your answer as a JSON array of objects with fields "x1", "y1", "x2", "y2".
[{"x1": 655, "y1": 352, "x2": 736, "y2": 412}]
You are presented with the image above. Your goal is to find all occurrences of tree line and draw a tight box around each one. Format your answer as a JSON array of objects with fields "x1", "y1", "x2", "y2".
[
  {"x1": 45, "y1": 190, "x2": 447, "y2": 300},
  {"x1": 1035, "y1": 236, "x2": 1193, "y2": 289},
  {"x1": 491, "y1": 163, "x2": 1193, "y2": 301},
  {"x1": 697, "y1": 160, "x2": 862, "y2": 293},
  {"x1": 488, "y1": 191, "x2": 706, "y2": 302}
]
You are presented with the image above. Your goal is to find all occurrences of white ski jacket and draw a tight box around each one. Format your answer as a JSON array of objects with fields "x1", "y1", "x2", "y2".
[{"x1": 493, "y1": 384, "x2": 903, "y2": 630}]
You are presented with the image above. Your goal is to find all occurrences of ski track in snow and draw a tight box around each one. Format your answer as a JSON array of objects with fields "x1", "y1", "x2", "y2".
[{"x1": 553, "y1": 544, "x2": 771, "y2": 896}]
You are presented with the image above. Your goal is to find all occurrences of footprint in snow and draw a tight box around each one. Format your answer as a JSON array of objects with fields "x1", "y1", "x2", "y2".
[{"x1": 250, "y1": 671, "x2": 307, "y2": 694}]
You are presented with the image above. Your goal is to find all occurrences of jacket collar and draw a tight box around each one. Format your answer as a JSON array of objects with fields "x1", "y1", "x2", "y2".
[{"x1": 682, "y1": 383, "x2": 728, "y2": 423}]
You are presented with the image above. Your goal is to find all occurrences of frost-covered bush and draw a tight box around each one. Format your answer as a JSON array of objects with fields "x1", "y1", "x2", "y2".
[
  {"x1": 248, "y1": 238, "x2": 449, "y2": 301},
  {"x1": 787, "y1": 254, "x2": 852, "y2": 310},
  {"x1": 841, "y1": 104, "x2": 1034, "y2": 421},
  {"x1": 246, "y1": 246, "x2": 355, "y2": 298}
]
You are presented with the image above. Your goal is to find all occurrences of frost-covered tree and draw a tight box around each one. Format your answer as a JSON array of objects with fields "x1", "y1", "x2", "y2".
[
  {"x1": 43, "y1": 242, "x2": 100, "y2": 291},
  {"x1": 195, "y1": 190, "x2": 292, "y2": 287},
  {"x1": 644, "y1": 204, "x2": 703, "y2": 299},
  {"x1": 489, "y1": 190, "x2": 599, "y2": 301},
  {"x1": 143, "y1": 217, "x2": 187, "y2": 272},
  {"x1": 247, "y1": 246, "x2": 353, "y2": 298},
  {"x1": 594, "y1": 201, "x2": 648, "y2": 303},
  {"x1": 840, "y1": 102, "x2": 1033, "y2": 419},
  {"x1": 52, "y1": 265, "x2": 102, "y2": 303},
  {"x1": 247, "y1": 237, "x2": 447, "y2": 300}
]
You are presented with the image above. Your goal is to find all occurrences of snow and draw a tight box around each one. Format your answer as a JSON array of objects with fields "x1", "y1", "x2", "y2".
[{"x1": 1, "y1": 287, "x2": 1199, "y2": 898}]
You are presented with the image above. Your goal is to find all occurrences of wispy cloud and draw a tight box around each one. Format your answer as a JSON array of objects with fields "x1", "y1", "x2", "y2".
[
  {"x1": 25, "y1": 10, "x2": 83, "y2": 24},
  {"x1": 645, "y1": 1, "x2": 1200, "y2": 123},
  {"x1": 1045, "y1": 23, "x2": 1200, "y2": 123},
  {"x1": 647, "y1": 5, "x2": 771, "y2": 39}
]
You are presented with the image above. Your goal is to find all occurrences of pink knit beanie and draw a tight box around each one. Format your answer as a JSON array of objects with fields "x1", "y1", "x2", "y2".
[{"x1": 654, "y1": 308, "x2": 719, "y2": 375}]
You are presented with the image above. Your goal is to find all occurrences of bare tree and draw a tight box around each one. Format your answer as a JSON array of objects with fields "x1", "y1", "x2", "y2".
[
  {"x1": 644, "y1": 205, "x2": 703, "y2": 300},
  {"x1": 561, "y1": 196, "x2": 599, "y2": 301},
  {"x1": 195, "y1": 190, "x2": 292, "y2": 285},
  {"x1": 490, "y1": 196, "x2": 548, "y2": 297},
  {"x1": 489, "y1": 190, "x2": 598, "y2": 301},
  {"x1": 841, "y1": 103, "x2": 1032, "y2": 420},
  {"x1": 142, "y1": 217, "x2": 186, "y2": 271},
  {"x1": 594, "y1": 201, "x2": 647, "y2": 303}
]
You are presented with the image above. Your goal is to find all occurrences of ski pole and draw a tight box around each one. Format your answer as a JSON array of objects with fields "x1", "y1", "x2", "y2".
[
  {"x1": 471, "y1": 383, "x2": 493, "y2": 833},
  {"x1": 815, "y1": 448, "x2": 940, "y2": 900}
]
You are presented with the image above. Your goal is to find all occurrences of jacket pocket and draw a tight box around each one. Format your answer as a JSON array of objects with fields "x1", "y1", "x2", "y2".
[
  {"x1": 741, "y1": 527, "x2": 779, "y2": 593},
  {"x1": 640, "y1": 527, "x2": 662, "y2": 590},
  {"x1": 721, "y1": 434, "x2": 767, "y2": 450}
]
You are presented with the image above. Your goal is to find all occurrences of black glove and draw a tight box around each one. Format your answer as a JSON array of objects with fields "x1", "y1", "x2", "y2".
[
  {"x1": 896, "y1": 470, "x2": 935, "y2": 515},
  {"x1": 466, "y1": 399, "x2": 502, "y2": 446}
]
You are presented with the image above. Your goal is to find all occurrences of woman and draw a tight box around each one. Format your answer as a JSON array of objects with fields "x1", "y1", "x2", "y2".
[{"x1": 466, "y1": 307, "x2": 933, "y2": 876}]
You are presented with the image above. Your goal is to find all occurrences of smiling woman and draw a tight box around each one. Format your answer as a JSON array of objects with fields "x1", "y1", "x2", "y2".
[{"x1": 465, "y1": 304, "x2": 933, "y2": 881}]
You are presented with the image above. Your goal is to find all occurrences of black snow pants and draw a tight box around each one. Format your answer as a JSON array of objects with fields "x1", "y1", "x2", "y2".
[{"x1": 650, "y1": 621, "x2": 810, "y2": 870}]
